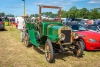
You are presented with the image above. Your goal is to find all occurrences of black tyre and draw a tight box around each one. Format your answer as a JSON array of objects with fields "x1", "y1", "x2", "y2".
[
  {"x1": 73, "y1": 40, "x2": 84, "y2": 57},
  {"x1": 45, "y1": 39, "x2": 54, "y2": 63},
  {"x1": 24, "y1": 33, "x2": 32, "y2": 47},
  {"x1": 1, "y1": 28, "x2": 5, "y2": 31},
  {"x1": 80, "y1": 39, "x2": 86, "y2": 50}
]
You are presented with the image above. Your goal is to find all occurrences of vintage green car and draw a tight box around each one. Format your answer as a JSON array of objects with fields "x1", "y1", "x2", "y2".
[{"x1": 23, "y1": 5, "x2": 84, "y2": 63}]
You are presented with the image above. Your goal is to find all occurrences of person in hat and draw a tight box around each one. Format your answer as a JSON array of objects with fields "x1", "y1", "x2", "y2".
[{"x1": 18, "y1": 14, "x2": 29, "y2": 42}]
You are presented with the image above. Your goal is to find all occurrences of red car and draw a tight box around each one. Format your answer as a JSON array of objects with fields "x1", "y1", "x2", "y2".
[
  {"x1": 0, "y1": 18, "x2": 5, "y2": 30},
  {"x1": 70, "y1": 24, "x2": 100, "y2": 50}
]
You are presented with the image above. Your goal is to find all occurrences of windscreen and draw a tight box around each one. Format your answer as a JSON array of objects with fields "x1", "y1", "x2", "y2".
[
  {"x1": 70, "y1": 25, "x2": 87, "y2": 31},
  {"x1": 89, "y1": 25, "x2": 98, "y2": 30}
]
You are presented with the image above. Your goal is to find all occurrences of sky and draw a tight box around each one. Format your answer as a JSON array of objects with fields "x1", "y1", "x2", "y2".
[{"x1": 0, "y1": 0, "x2": 100, "y2": 16}]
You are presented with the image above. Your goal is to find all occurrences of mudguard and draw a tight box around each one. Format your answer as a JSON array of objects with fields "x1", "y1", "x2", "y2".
[{"x1": 28, "y1": 29, "x2": 40, "y2": 47}]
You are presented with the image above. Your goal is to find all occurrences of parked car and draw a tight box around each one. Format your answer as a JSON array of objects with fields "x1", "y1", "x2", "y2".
[
  {"x1": 66, "y1": 18, "x2": 87, "y2": 27},
  {"x1": 0, "y1": 18, "x2": 5, "y2": 30},
  {"x1": 87, "y1": 24, "x2": 100, "y2": 32},
  {"x1": 70, "y1": 24, "x2": 100, "y2": 50},
  {"x1": 23, "y1": 5, "x2": 84, "y2": 63}
]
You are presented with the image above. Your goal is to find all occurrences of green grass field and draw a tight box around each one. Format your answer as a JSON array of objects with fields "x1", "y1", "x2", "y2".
[{"x1": 0, "y1": 26, "x2": 100, "y2": 67}]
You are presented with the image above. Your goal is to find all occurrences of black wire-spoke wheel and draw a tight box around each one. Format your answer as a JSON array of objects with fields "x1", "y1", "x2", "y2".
[
  {"x1": 73, "y1": 40, "x2": 84, "y2": 57},
  {"x1": 24, "y1": 33, "x2": 32, "y2": 47},
  {"x1": 45, "y1": 39, "x2": 54, "y2": 63}
]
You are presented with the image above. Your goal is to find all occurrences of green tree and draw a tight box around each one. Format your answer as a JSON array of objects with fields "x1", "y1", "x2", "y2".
[
  {"x1": 79, "y1": 8, "x2": 89, "y2": 18},
  {"x1": 0, "y1": 12, "x2": 5, "y2": 17},
  {"x1": 90, "y1": 8, "x2": 100, "y2": 19},
  {"x1": 75, "y1": 9, "x2": 81, "y2": 18},
  {"x1": 30, "y1": 14, "x2": 35, "y2": 17},
  {"x1": 57, "y1": 10, "x2": 67, "y2": 18},
  {"x1": 34, "y1": 14, "x2": 39, "y2": 17},
  {"x1": 67, "y1": 6, "x2": 78, "y2": 18},
  {"x1": 42, "y1": 12, "x2": 55, "y2": 18},
  {"x1": 6, "y1": 14, "x2": 14, "y2": 17}
]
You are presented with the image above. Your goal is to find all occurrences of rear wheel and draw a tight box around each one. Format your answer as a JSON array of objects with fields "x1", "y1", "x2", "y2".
[
  {"x1": 24, "y1": 33, "x2": 32, "y2": 47},
  {"x1": 73, "y1": 40, "x2": 84, "y2": 57},
  {"x1": 45, "y1": 39, "x2": 54, "y2": 63}
]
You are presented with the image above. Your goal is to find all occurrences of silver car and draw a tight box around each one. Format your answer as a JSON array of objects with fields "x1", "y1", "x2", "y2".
[{"x1": 0, "y1": 18, "x2": 5, "y2": 30}]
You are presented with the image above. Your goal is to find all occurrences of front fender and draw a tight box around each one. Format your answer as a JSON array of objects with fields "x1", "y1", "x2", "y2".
[{"x1": 28, "y1": 29, "x2": 40, "y2": 47}]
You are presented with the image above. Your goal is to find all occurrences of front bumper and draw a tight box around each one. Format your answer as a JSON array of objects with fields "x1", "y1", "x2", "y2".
[{"x1": 85, "y1": 40, "x2": 100, "y2": 50}]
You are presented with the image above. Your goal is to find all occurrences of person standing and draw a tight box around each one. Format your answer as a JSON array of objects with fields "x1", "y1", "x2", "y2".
[
  {"x1": 87, "y1": 20, "x2": 91, "y2": 25},
  {"x1": 91, "y1": 20, "x2": 94, "y2": 25},
  {"x1": 19, "y1": 14, "x2": 29, "y2": 42},
  {"x1": 17, "y1": 16, "x2": 25, "y2": 42},
  {"x1": 17, "y1": 16, "x2": 25, "y2": 30},
  {"x1": 95, "y1": 20, "x2": 99, "y2": 25}
]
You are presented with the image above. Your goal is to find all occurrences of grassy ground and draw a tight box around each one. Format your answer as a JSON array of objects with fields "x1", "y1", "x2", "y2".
[{"x1": 0, "y1": 26, "x2": 100, "y2": 67}]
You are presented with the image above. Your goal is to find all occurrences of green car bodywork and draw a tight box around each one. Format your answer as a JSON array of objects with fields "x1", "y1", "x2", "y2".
[
  {"x1": 41, "y1": 22, "x2": 63, "y2": 42},
  {"x1": 25, "y1": 20, "x2": 69, "y2": 47}
]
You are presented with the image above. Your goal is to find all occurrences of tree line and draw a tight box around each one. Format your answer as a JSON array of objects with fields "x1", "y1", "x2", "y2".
[
  {"x1": 0, "y1": 6, "x2": 100, "y2": 19},
  {"x1": 30, "y1": 6, "x2": 100, "y2": 19},
  {"x1": 0, "y1": 12, "x2": 14, "y2": 17}
]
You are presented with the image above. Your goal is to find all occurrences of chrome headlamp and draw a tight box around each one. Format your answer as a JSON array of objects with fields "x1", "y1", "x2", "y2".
[
  {"x1": 59, "y1": 33, "x2": 65, "y2": 41},
  {"x1": 73, "y1": 32, "x2": 79, "y2": 39}
]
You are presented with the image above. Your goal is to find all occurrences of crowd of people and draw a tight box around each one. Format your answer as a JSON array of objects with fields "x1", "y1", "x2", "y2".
[
  {"x1": 65, "y1": 18, "x2": 100, "y2": 26},
  {"x1": 87, "y1": 19, "x2": 100, "y2": 25}
]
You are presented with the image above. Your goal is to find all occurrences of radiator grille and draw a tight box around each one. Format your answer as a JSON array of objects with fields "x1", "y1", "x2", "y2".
[{"x1": 61, "y1": 30, "x2": 71, "y2": 43}]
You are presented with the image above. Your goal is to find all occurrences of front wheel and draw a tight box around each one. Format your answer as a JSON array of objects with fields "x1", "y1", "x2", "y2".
[
  {"x1": 45, "y1": 39, "x2": 54, "y2": 63},
  {"x1": 24, "y1": 33, "x2": 32, "y2": 47},
  {"x1": 80, "y1": 39, "x2": 86, "y2": 50},
  {"x1": 73, "y1": 40, "x2": 84, "y2": 57}
]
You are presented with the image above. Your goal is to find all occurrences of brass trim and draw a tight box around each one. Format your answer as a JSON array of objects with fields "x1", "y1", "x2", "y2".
[
  {"x1": 57, "y1": 26, "x2": 72, "y2": 45},
  {"x1": 58, "y1": 33, "x2": 65, "y2": 41}
]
